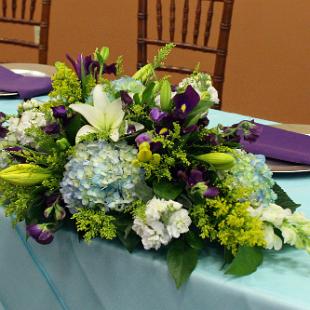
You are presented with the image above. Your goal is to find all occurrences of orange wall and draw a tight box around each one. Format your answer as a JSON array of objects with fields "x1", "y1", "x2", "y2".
[{"x1": 1, "y1": 0, "x2": 309, "y2": 123}]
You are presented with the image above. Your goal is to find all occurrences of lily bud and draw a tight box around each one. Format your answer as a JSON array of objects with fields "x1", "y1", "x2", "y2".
[
  {"x1": 100, "y1": 47, "x2": 110, "y2": 63},
  {"x1": 132, "y1": 64, "x2": 154, "y2": 83},
  {"x1": 0, "y1": 164, "x2": 51, "y2": 186},
  {"x1": 195, "y1": 152, "x2": 235, "y2": 170},
  {"x1": 160, "y1": 80, "x2": 172, "y2": 112},
  {"x1": 56, "y1": 138, "x2": 71, "y2": 150}
]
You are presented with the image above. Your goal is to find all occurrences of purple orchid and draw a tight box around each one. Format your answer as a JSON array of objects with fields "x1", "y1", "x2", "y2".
[
  {"x1": 135, "y1": 133, "x2": 151, "y2": 146},
  {"x1": 204, "y1": 186, "x2": 220, "y2": 198},
  {"x1": 44, "y1": 123, "x2": 60, "y2": 135},
  {"x1": 52, "y1": 106, "x2": 67, "y2": 120},
  {"x1": 26, "y1": 224, "x2": 54, "y2": 245},
  {"x1": 120, "y1": 91, "x2": 133, "y2": 105},
  {"x1": 150, "y1": 108, "x2": 168, "y2": 122},
  {"x1": 173, "y1": 85, "x2": 200, "y2": 119}
]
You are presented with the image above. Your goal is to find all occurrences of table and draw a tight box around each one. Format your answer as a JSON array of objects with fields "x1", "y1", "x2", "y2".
[{"x1": 1, "y1": 97, "x2": 310, "y2": 310}]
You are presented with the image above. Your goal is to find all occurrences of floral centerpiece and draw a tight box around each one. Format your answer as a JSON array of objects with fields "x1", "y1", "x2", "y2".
[{"x1": 0, "y1": 44, "x2": 309, "y2": 288}]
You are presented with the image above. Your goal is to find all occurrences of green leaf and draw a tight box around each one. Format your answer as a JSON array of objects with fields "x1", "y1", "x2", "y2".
[
  {"x1": 153, "y1": 180, "x2": 184, "y2": 200},
  {"x1": 117, "y1": 230, "x2": 140, "y2": 253},
  {"x1": 65, "y1": 114, "x2": 82, "y2": 145},
  {"x1": 167, "y1": 239, "x2": 199, "y2": 288},
  {"x1": 185, "y1": 231, "x2": 205, "y2": 250},
  {"x1": 225, "y1": 246, "x2": 263, "y2": 276},
  {"x1": 142, "y1": 82, "x2": 155, "y2": 106},
  {"x1": 186, "y1": 100, "x2": 214, "y2": 127},
  {"x1": 273, "y1": 182, "x2": 300, "y2": 212},
  {"x1": 135, "y1": 181, "x2": 154, "y2": 202}
]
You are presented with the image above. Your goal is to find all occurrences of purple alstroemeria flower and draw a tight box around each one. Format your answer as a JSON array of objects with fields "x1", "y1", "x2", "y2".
[
  {"x1": 150, "y1": 108, "x2": 168, "y2": 122},
  {"x1": 0, "y1": 112, "x2": 6, "y2": 122},
  {"x1": 66, "y1": 54, "x2": 98, "y2": 80},
  {"x1": 183, "y1": 125, "x2": 199, "y2": 134},
  {"x1": 243, "y1": 123, "x2": 263, "y2": 143},
  {"x1": 0, "y1": 126, "x2": 8, "y2": 138},
  {"x1": 135, "y1": 133, "x2": 151, "y2": 146},
  {"x1": 103, "y1": 63, "x2": 117, "y2": 75},
  {"x1": 173, "y1": 85, "x2": 200, "y2": 119},
  {"x1": 187, "y1": 169, "x2": 204, "y2": 187},
  {"x1": 204, "y1": 186, "x2": 220, "y2": 198},
  {"x1": 4, "y1": 146, "x2": 22, "y2": 152},
  {"x1": 44, "y1": 123, "x2": 60, "y2": 135},
  {"x1": 52, "y1": 106, "x2": 67, "y2": 120},
  {"x1": 26, "y1": 224, "x2": 54, "y2": 245},
  {"x1": 120, "y1": 91, "x2": 133, "y2": 105}
]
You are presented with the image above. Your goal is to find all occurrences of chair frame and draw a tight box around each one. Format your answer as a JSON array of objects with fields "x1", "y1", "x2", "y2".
[
  {"x1": 137, "y1": 0, "x2": 234, "y2": 109},
  {"x1": 0, "y1": 0, "x2": 52, "y2": 64}
]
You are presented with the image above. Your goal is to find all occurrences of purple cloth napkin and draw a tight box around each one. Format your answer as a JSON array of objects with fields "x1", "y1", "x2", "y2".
[
  {"x1": 0, "y1": 65, "x2": 52, "y2": 99},
  {"x1": 242, "y1": 124, "x2": 310, "y2": 165}
]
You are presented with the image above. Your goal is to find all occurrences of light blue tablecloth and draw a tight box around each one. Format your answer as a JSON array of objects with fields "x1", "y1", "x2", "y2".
[{"x1": 1, "y1": 97, "x2": 310, "y2": 310}]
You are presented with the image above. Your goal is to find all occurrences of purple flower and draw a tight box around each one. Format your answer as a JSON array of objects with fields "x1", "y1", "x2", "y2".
[
  {"x1": 150, "y1": 141, "x2": 162, "y2": 153},
  {"x1": 205, "y1": 133, "x2": 219, "y2": 146},
  {"x1": 135, "y1": 133, "x2": 151, "y2": 146},
  {"x1": 173, "y1": 85, "x2": 200, "y2": 119},
  {"x1": 0, "y1": 126, "x2": 8, "y2": 138},
  {"x1": 204, "y1": 186, "x2": 220, "y2": 198},
  {"x1": 103, "y1": 63, "x2": 117, "y2": 75},
  {"x1": 127, "y1": 124, "x2": 136, "y2": 134},
  {"x1": 187, "y1": 169, "x2": 204, "y2": 187},
  {"x1": 150, "y1": 108, "x2": 168, "y2": 122},
  {"x1": 4, "y1": 146, "x2": 22, "y2": 152},
  {"x1": 0, "y1": 112, "x2": 6, "y2": 122},
  {"x1": 244, "y1": 123, "x2": 263, "y2": 143},
  {"x1": 44, "y1": 123, "x2": 60, "y2": 135},
  {"x1": 183, "y1": 125, "x2": 199, "y2": 134},
  {"x1": 26, "y1": 224, "x2": 54, "y2": 245},
  {"x1": 66, "y1": 54, "x2": 98, "y2": 80},
  {"x1": 52, "y1": 106, "x2": 67, "y2": 120},
  {"x1": 120, "y1": 91, "x2": 133, "y2": 105}
]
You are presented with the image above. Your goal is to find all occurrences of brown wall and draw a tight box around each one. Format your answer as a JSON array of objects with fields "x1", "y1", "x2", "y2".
[{"x1": 1, "y1": 0, "x2": 309, "y2": 123}]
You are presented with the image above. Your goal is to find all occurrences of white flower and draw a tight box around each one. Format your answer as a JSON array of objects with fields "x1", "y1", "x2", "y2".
[
  {"x1": 167, "y1": 209, "x2": 191, "y2": 238},
  {"x1": 132, "y1": 196, "x2": 191, "y2": 250},
  {"x1": 261, "y1": 203, "x2": 292, "y2": 227},
  {"x1": 263, "y1": 224, "x2": 283, "y2": 250},
  {"x1": 207, "y1": 86, "x2": 219, "y2": 104},
  {"x1": 70, "y1": 84, "x2": 125, "y2": 142},
  {"x1": 281, "y1": 225, "x2": 297, "y2": 246}
]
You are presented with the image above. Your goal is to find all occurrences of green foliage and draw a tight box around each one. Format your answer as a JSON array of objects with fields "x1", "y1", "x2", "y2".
[
  {"x1": 72, "y1": 209, "x2": 117, "y2": 243},
  {"x1": 134, "y1": 182, "x2": 154, "y2": 203},
  {"x1": 116, "y1": 55, "x2": 124, "y2": 77},
  {"x1": 273, "y1": 182, "x2": 300, "y2": 212},
  {"x1": 152, "y1": 43, "x2": 176, "y2": 69},
  {"x1": 167, "y1": 239, "x2": 199, "y2": 288},
  {"x1": 225, "y1": 246, "x2": 263, "y2": 276},
  {"x1": 153, "y1": 180, "x2": 184, "y2": 200},
  {"x1": 49, "y1": 62, "x2": 82, "y2": 104}
]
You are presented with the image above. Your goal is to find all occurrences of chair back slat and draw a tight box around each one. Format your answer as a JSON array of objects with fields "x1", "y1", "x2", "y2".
[
  {"x1": 12, "y1": 0, "x2": 17, "y2": 18},
  {"x1": 137, "y1": 0, "x2": 235, "y2": 109},
  {"x1": 0, "y1": 0, "x2": 52, "y2": 64},
  {"x1": 156, "y1": 0, "x2": 162, "y2": 40},
  {"x1": 169, "y1": 0, "x2": 175, "y2": 41},
  {"x1": 2, "y1": 0, "x2": 7, "y2": 17},
  {"x1": 21, "y1": 0, "x2": 27, "y2": 19},
  {"x1": 30, "y1": 0, "x2": 36, "y2": 20},
  {"x1": 193, "y1": 0, "x2": 202, "y2": 44},
  {"x1": 204, "y1": 0, "x2": 214, "y2": 46},
  {"x1": 182, "y1": 0, "x2": 189, "y2": 43}
]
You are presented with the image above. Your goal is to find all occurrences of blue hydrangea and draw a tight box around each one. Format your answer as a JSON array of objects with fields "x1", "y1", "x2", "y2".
[
  {"x1": 221, "y1": 149, "x2": 277, "y2": 207},
  {"x1": 111, "y1": 76, "x2": 145, "y2": 94},
  {"x1": 60, "y1": 140, "x2": 144, "y2": 212}
]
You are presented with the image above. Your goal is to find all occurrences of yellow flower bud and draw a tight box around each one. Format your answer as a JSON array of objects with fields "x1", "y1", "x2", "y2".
[
  {"x1": 137, "y1": 149, "x2": 153, "y2": 163},
  {"x1": 195, "y1": 152, "x2": 235, "y2": 170},
  {"x1": 139, "y1": 142, "x2": 150, "y2": 151},
  {"x1": 0, "y1": 164, "x2": 51, "y2": 186},
  {"x1": 152, "y1": 153, "x2": 161, "y2": 164}
]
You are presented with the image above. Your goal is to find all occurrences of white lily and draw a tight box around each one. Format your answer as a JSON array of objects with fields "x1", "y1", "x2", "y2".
[{"x1": 70, "y1": 85, "x2": 125, "y2": 143}]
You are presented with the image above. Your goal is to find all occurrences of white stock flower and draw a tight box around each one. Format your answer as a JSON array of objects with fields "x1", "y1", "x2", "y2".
[
  {"x1": 207, "y1": 86, "x2": 219, "y2": 104},
  {"x1": 132, "y1": 196, "x2": 191, "y2": 250},
  {"x1": 261, "y1": 203, "x2": 292, "y2": 227},
  {"x1": 263, "y1": 224, "x2": 283, "y2": 251},
  {"x1": 167, "y1": 209, "x2": 191, "y2": 238},
  {"x1": 281, "y1": 225, "x2": 297, "y2": 246}
]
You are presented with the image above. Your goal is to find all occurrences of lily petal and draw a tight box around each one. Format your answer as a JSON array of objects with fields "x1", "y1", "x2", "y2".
[
  {"x1": 75, "y1": 125, "x2": 99, "y2": 143},
  {"x1": 93, "y1": 84, "x2": 109, "y2": 111},
  {"x1": 70, "y1": 104, "x2": 105, "y2": 130},
  {"x1": 106, "y1": 98, "x2": 125, "y2": 129},
  {"x1": 109, "y1": 128, "x2": 120, "y2": 142}
]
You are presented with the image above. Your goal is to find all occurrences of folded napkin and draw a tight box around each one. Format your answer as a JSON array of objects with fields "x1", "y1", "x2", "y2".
[
  {"x1": 242, "y1": 124, "x2": 310, "y2": 165},
  {"x1": 0, "y1": 65, "x2": 52, "y2": 99}
]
